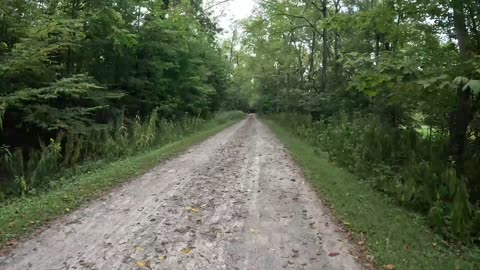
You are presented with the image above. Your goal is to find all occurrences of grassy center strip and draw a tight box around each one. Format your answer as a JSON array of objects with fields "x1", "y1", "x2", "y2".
[
  {"x1": 264, "y1": 119, "x2": 479, "y2": 270},
  {"x1": 0, "y1": 118, "x2": 241, "y2": 247}
]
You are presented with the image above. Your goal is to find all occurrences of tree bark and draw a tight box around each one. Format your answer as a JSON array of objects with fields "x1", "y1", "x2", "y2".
[
  {"x1": 449, "y1": 0, "x2": 474, "y2": 175},
  {"x1": 452, "y1": 0, "x2": 470, "y2": 57},
  {"x1": 450, "y1": 85, "x2": 474, "y2": 173},
  {"x1": 308, "y1": 30, "x2": 316, "y2": 88},
  {"x1": 288, "y1": 20, "x2": 305, "y2": 88},
  {"x1": 320, "y1": 0, "x2": 328, "y2": 92},
  {"x1": 229, "y1": 29, "x2": 237, "y2": 64},
  {"x1": 466, "y1": 4, "x2": 480, "y2": 53},
  {"x1": 374, "y1": 33, "x2": 380, "y2": 60},
  {"x1": 333, "y1": 0, "x2": 341, "y2": 81}
]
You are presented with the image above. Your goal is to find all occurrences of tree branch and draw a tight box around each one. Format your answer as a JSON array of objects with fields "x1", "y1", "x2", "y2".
[
  {"x1": 304, "y1": 0, "x2": 323, "y2": 14},
  {"x1": 204, "y1": 0, "x2": 233, "y2": 12},
  {"x1": 275, "y1": 12, "x2": 321, "y2": 35}
]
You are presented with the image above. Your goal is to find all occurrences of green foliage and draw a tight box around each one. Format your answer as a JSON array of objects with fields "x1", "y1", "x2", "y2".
[
  {"x1": 0, "y1": 0, "x2": 234, "y2": 200},
  {"x1": 29, "y1": 138, "x2": 63, "y2": 191},
  {"x1": 231, "y1": 0, "x2": 480, "y2": 246},
  {"x1": 0, "y1": 111, "x2": 243, "y2": 199},
  {"x1": 266, "y1": 119, "x2": 480, "y2": 270},
  {"x1": 270, "y1": 112, "x2": 479, "y2": 242},
  {"x1": 0, "y1": 113, "x2": 242, "y2": 247},
  {"x1": 1, "y1": 74, "x2": 121, "y2": 134}
]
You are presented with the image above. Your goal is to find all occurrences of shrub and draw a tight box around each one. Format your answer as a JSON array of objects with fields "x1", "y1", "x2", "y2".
[
  {"x1": 0, "y1": 111, "x2": 243, "y2": 199},
  {"x1": 271, "y1": 113, "x2": 478, "y2": 242}
]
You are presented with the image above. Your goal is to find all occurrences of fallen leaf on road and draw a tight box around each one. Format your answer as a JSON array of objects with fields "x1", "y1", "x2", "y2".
[
  {"x1": 135, "y1": 246, "x2": 144, "y2": 252},
  {"x1": 384, "y1": 264, "x2": 395, "y2": 270},
  {"x1": 185, "y1": 206, "x2": 200, "y2": 213},
  {"x1": 181, "y1": 247, "x2": 194, "y2": 254},
  {"x1": 328, "y1": 252, "x2": 340, "y2": 257},
  {"x1": 135, "y1": 260, "x2": 151, "y2": 269},
  {"x1": 159, "y1": 255, "x2": 167, "y2": 261}
]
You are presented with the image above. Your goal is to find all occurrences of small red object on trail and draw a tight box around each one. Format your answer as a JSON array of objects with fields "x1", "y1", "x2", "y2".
[{"x1": 328, "y1": 252, "x2": 340, "y2": 257}]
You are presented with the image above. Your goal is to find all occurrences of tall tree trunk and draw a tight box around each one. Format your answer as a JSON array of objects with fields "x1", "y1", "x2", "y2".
[
  {"x1": 452, "y1": 0, "x2": 469, "y2": 57},
  {"x1": 298, "y1": 47, "x2": 305, "y2": 87},
  {"x1": 466, "y1": 5, "x2": 480, "y2": 52},
  {"x1": 450, "y1": 85, "x2": 474, "y2": 174},
  {"x1": 450, "y1": 0, "x2": 474, "y2": 175},
  {"x1": 229, "y1": 40, "x2": 234, "y2": 64},
  {"x1": 229, "y1": 29, "x2": 237, "y2": 63},
  {"x1": 320, "y1": 0, "x2": 328, "y2": 92},
  {"x1": 308, "y1": 30, "x2": 316, "y2": 88},
  {"x1": 333, "y1": 0, "x2": 341, "y2": 81},
  {"x1": 66, "y1": 0, "x2": 80, "y2": 76},
  {"x1": 288, "y1": 22, "x2": 304, "y2": 88}
]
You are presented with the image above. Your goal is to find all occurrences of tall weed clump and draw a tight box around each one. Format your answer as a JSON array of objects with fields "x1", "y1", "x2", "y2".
[
  {"x1": 0, "y1": 111, "x2": 243, "y2": 200},
  {"x1": 271, "y1": 113, "x2": 479, "y2": 243}
]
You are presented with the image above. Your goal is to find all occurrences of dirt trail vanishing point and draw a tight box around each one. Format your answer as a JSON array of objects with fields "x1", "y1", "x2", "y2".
[{"x1": 1, "y1": 115, "x2": 364, "y2": 270}]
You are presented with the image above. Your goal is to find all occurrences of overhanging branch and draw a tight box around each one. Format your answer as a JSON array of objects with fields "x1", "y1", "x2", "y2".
[
  {"x1": 204, "y1": 0, "x2": 233, "y2": 12},
  {"x1": 275, "y1": 12, "x2": 321, "y2": 35}
]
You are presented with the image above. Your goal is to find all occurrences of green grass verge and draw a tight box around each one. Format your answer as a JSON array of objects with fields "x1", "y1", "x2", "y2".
[
  {"x1": 0, "y1": 118, "x2": 241, "y2": 247},
  {"x1": 265, "y1": 119, "x2": 480, "y2": 270}
]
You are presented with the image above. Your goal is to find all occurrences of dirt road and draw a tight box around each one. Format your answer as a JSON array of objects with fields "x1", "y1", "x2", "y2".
[{"x1": 1, "y1": 116, "x2": 363, "y2": 270}]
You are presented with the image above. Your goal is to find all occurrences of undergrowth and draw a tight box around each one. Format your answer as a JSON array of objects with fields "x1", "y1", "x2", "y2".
[
  {"x1": 0, "y1": 112, "x2": 243, "y2": 246},
  {"x1": 0, "y1": 111, "x2": 244, "y2": 200},
  {"x1": 265, "y1": 118, "x2": 480, "y2": 270},
  {"x1": 269, "y1": 113, "x2": 480, "y2": 243}
]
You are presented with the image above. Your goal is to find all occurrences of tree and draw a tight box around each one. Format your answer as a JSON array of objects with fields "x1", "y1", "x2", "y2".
[{"x1": 232, "y1": 0, "x2": 480, "y2": 241}]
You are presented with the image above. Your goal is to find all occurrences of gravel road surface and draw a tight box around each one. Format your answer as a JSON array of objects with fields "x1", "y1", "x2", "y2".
[{"x1": 1, "y1": 115, "x2": 363, "y2": 270}]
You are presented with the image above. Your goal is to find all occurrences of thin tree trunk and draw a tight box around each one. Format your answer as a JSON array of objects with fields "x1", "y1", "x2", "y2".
[
  {"x1": 466, "y1": 5, "x2": 480, "y2": 52},
  {"x1": 374, "y1": 33, "x2": 380, "y2": 60},
  {"x1": 333, "y1": 0, "x2": 341, "y2": 81},
  {"x1": 66, "y1": 0, "x2": 80, "y2": 76},
  {"x1": 450, "y1": 0, "x2": 474, "y2": 175},
  {"x1": 298, "y1": 46, "x2": 305, "y2": 87},
  {"x1": 308, "y1": 30, "x2": 316, "y2": 88},
  {"x1": 288, "y1": 22, "x2": 304, "y2": 88},
  {"x1": 229, "y1": 29, "x2": 237, "y2": 63},
  {"x1": 452, "y1": 0, "x2": 469, "y2": 57},
  {"x1": 320, "y1": 0, "x2": 328, "y2": 92}
]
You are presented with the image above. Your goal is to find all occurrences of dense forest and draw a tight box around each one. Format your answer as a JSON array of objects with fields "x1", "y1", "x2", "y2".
[
  {"x1": 229, "y1": 0, "x2": 480, "y2": 243},
  {"x1": 0, "y1": 0, "x2": 240, "y2": 198}
]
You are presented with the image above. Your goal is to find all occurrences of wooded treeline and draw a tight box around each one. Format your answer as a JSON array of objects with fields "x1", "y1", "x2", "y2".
[
  {"x1": 0, "y1": 0, "x2": 235, "y2": 197},
  {"x1": 231, "y1": 0, "x2": 480, "y2": 242}
]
